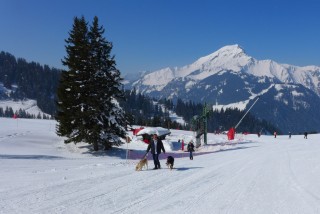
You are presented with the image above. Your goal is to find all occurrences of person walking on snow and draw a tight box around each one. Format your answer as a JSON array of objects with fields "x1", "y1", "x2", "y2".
[
  {"x1": 274, "y1": 131, "x2": 277, "y2": 138},
  {"x1": 289, "y1": 132, "x2": 291, "y2": 139},
  {"x1": 187, "y1": 140, "x2": 195, "y2": 160},
  {"x1": 146, "y1": 134, "x2": 165, "y2": 170},
  {"x1": 304, "y1": 132, "x2": 308, "y2": 139}
]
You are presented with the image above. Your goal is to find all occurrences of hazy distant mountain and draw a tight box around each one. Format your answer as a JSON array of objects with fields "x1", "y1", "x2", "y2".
[{"x1": 125, "y1": 45, "x2": 320, "y2": 133}]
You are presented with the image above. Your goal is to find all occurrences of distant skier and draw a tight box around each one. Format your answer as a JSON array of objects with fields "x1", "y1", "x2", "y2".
[
  {"x1": 304, "y1": 132, "x2": 308, "y2": 139},
  {"x1": 289, "y1": 132, "x2": 291, "y2": 139},
  {"x1": 274, "y1": 131, "x2": 277, "y2": 138},
  {"x1": 257, "y1": 132, "x2": 261, "y2": 138}
]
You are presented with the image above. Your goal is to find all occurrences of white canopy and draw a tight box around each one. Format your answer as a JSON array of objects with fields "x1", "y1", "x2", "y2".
[{"x1": 136, "y1": 127, "x2": 171, "y2": 137}]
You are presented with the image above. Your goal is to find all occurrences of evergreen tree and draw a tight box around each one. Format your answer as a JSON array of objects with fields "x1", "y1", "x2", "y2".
[
  {"x1": 5, "y1": 107, "x2": 14, "y2": 117},
  {"x1": 56, "y1": 16, "x2": 90, "y2": 145},
  {"x1": 86, "y1": 16, "x2": 126, "y2": 150},
  {"x1": 56, "y1": 16, "x2": 126, "y2": 151}
]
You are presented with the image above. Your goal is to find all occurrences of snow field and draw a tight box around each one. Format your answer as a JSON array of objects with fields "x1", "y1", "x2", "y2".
[{"x1": 1, "y1": 118, "x2": 320, "y2": 213}]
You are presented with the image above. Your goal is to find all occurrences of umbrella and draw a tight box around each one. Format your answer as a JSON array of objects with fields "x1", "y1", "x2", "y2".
[{"x1": 136, "y1": 127, "x2": 170, "y2": 137}]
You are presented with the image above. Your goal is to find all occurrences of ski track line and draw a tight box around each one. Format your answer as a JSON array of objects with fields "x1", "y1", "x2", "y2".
[
  {"x1": 111, "y1": 154, "x2": 253, "y2": 214},
  {"x1": 49, "y1": 168, "x2": 162, "y2": 213},
  {"x1": 0, "y1": 160, "x2": 134, "y2": 197},
  {"x1": 0, "y1": 164, "x2": 136, "y2": 213},
  {"x1": 32, "y1": 165, "x2": 152, "y2": 213},
  {"x1": 1, "y1": 179, "x2": 91, "y2": 213},
  {"x1": 188, "y1": 145, "x2": 265, "y2": 214},
  {"x1": 37, "y1": 172, "x2": 134, "y2": 211},
  {"x1": 109, "y1": 163, "x2": 226, "y2": 214},
  {"x1": 177, "y1": 155, "x2": 256, "y2": 213},
  {"x1": 110, "y1": 170, "x2": 210, "y2": 214},
  {"x1": 64, "y1": 170, "x2": 149, "y2": 208},
  {"x1": 285, "y1": 150, "x2": 320, "y2": 212},
  {"x1": 224, "y1": 156, "x2": 265, "y2": 214},
  {"x1": 228, "y1": 144, "x2": 287, "y2": 212},
  {"x1": 172, "y1": 153, "x2": 255, "y2": 214},
  {"x1": 1, "y1": 165, "x2": 103, "y2": 199},
  {"x1": 177, "y1": 170, "x2": 226, "y2": 213},
  {"x1": 1, "y1": 142, "x2": 258, "y2": 213}
]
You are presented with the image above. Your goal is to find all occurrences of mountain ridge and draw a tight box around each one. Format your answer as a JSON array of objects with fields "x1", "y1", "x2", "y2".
[
  {"x1": 129, "y1": 44, "x2": 320, "y2": 97},
  {"x1": 125, "y1": 45, "x2": 320, "y2": 133}
]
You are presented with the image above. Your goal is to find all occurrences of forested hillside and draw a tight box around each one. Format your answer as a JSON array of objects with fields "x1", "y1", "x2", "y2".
[
  {"x1": 0, "y1": 51, "x2": 61, "y2": 115},
  {"x1": 121, "y1": 91, "x2": 280, "y2": 134}
]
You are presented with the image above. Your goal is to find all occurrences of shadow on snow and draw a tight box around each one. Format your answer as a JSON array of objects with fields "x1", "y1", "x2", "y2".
[
  {"x1": 0, "y1": 154, "x2": 64, "y2": 160},
  {"x1": 79, "y1": 143, "x2": 256, "y2": 160}
]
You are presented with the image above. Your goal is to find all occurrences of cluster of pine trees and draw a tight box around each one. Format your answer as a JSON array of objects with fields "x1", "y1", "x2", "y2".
[
  {"x1": 0, "y1": 51, "x2": 61, "y2": 115},
  {"x1": 158, "y1": 98, "x2": 280, "y2": 134},
  {"x1": 120, "y1": 89, "x2": 183, "y2": 129},
  {"x1": 0, "y1": 107, "x2": 51, "y2": 119},
  {"x1": 120, "y1": 92, "x2": 279, "y2": 134}
]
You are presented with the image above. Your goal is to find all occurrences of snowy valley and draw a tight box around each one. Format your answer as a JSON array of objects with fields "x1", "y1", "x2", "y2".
[{"x1": 2, "y1": 2, "x2": 320, "y2": 214}]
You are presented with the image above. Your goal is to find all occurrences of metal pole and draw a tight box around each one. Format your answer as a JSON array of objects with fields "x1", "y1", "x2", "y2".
[
  {"x1": 125, "y1": 136, "x2": 131, "y2": 164},
  {"x1": 203, "y1": 104, "x2": 208, "y2": 145},
  {"x1": 235, "y1": 96, "x2": 260, "y2": 129}
]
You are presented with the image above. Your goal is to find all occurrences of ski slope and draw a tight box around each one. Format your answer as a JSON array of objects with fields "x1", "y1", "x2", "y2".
[{"x1": 1, "y1": 118, "x2": 320, "y2": 213}]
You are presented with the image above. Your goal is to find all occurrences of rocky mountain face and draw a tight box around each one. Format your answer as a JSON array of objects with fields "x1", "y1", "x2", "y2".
[{"x1": 125, "y1": 45, "x2": 320, "y2": 133}]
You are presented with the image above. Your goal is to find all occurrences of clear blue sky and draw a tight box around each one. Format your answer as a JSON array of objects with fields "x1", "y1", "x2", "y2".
[{"x1": 1, "y1": 0, "x2": 320, "y2": 75}]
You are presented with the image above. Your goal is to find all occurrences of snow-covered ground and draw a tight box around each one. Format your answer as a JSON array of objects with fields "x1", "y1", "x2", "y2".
[
  {"x1": 1, "y1": 117, "x2": 320, "y2": 213},
  {"x1": 0, "y1": 99, "x2": 51, "y2": 118}
]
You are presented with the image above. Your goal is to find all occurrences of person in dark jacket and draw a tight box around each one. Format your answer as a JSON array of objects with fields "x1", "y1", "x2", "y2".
[
  {"x1": 187, "y1": 140, "x2": 195, "y2": 160},
  {"x1": 146, "y1": 134, "x2": 166, "y2": 169},
  {"x1": 289, "y1": 132, "x2": 292, "y2": 139}
]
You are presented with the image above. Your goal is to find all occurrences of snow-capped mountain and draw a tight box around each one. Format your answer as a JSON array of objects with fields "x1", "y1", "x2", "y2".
[
  {"x1": 130, "y1": 45, "x2": 320, "y2": 97},
  {"x1": 126, "y1": 45, "x2": 320, "y2": 133}
]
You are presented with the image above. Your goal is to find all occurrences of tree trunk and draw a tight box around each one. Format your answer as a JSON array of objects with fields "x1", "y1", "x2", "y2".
[
  {"x1": 104, "y1": 142, "x2": 111, "y2": 150},
  {"x1": 93, "y1": 142, "x2": 99, "y2": 151}
]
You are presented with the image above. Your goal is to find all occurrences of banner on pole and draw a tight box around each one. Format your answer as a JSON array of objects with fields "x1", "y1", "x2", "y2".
[{"x1": 227, "y1": 127, "x2": 235, "y2": 140}]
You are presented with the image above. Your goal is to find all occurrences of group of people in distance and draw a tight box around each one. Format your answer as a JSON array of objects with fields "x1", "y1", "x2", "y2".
[
  {"x1": 287, "y1": 131, "x2": 308, "y2": 139},
  {"x1": 271, "y1": 131, "x2": 308, "y2": 139}
]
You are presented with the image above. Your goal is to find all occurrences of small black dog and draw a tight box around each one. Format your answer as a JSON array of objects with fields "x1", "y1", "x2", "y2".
[{"x1": 166, "y1": 156, "x2": 174, "y2": 170}]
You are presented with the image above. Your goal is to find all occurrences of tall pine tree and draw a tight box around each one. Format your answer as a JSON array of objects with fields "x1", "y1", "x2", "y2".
[{"x1": 56, "y1": 16, "x2": 126, "y2": 151}]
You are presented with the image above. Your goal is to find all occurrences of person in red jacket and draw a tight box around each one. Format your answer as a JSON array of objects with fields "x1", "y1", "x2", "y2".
[{"x1": 146, "y1": 134, "x2": 165, "y2": 170}]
